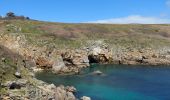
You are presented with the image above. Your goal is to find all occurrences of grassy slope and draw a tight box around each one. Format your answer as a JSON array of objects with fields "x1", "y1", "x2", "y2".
[
  {"x1": 0, "y1": 45, "x2": 31, "y2": 94},
  {"x1": 1, "y1": 19, "x2": 170, "y2": 49},
  {"x1": 1, "y1": 19, "x2": 170, "y2": 97},
  {"x1": 1, "y1": 19, "x2": 170, "y2": 93}
]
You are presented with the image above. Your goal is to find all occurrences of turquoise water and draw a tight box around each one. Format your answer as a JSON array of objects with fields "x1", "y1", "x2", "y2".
[{"x1": 36, "y1": 64, "x2": 170, "y2": 100}]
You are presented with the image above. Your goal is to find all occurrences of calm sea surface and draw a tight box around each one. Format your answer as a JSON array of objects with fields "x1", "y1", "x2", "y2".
[{"x1": 36, "y1": 64, "x2": 170, "y2": 100}]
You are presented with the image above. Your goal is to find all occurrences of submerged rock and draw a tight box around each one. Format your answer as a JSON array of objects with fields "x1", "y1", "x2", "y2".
[
  {"x1": 92, "y1": 70, "x2": 103, "y2": 75},
  {"x1": 81, "y1": 96, "x2": 91, "y2": 100}
]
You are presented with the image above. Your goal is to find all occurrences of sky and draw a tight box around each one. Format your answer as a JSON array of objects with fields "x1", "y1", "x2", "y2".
[{"x1": 1, "y1": 0, "x2": 170, "y2": 24}]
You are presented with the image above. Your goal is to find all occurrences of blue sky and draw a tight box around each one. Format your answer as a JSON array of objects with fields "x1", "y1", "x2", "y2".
[{"x1": 1, "y1": 0, "x2": 170, "y2": 23}]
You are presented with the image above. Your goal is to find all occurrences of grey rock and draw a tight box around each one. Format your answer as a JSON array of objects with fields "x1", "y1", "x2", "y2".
[
  {"x1": 14, "y1": 71, "x2": 21, "y2": 78},
  {"x1": 66, "y1": 86, "x2": 76, "y2": 93},
  {"x1": 46, "y1": 84, "x2": 56, "y2": 90},
  {"x1": 92, "y1": 70, "x2": 103, "y2": 75},
  {"x1": 81, "y1": 96, "x2": 91, "y2": 100},
  {"x1": 66, "y1": 92, "x2": 76, "y2": 100},
  {"x1": 16, "y1": 79, "x2": 28, "y2": 87},
  {"x1": 52, "y1": 57, "x2": 66, "y2": 73}
]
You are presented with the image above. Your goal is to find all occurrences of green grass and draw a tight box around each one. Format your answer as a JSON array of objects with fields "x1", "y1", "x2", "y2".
[
  {"x1": 1, "y1": 19, "x2": 170, "y2": 95},
  {"x1": 2, "y1": 19, "x2": 170, "y2": 49},
  {"x1": 0, "y1": 45, "x2": 30, "y2": 85}
]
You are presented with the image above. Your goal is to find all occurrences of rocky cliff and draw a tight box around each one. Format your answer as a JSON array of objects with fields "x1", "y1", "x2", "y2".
[
  {"x1": 1, "y1": 19, "x2": 170, "y2": 99},
  {"x1": 1, "y1": 32, "x2": 170, "y2": 74}
]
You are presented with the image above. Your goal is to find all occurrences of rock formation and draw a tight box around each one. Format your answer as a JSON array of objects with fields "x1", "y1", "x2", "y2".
[
  {"x1": 1, "y1": 80, "x2": 77, "y2": 100},
  {"x1": 87, "y1": 41, "x2": 113, "y2": 63},
  {"x1": 81, "y1": 96, "x2": 91, "y2": 100},
  {"x1": 60, "y1": 50, "x2": 90, "y2": 74},
  {"x1": 2, "y1": 19, "x2": 170, "y2": 100}
]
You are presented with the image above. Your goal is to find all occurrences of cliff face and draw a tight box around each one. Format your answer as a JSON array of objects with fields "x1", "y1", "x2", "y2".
[
  {"x1": 1, "y1": 19, "x2": 170, "y2": 99},
  {"x1": 0, "y1": 42, "x2": 77, "y2": 100},
  {"x1": 1, "y1": 31, "x2": 170, "y2": 75},
  {"x1": 1, "y1": 20, "x2": 170, "y2": 74}
]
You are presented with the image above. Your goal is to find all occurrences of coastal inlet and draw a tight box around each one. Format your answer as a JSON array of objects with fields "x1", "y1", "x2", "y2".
[{"x1": 36, "y1": 64, "x2": 170, "y2": 100}]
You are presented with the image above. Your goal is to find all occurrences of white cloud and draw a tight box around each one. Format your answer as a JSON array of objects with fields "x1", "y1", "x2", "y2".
[
  {"x1": 86, "y1": 15, "x2": 170, "y2": 24},
  {"x1": 166, "y1": 0, "x2": 170, "y2": 7}
]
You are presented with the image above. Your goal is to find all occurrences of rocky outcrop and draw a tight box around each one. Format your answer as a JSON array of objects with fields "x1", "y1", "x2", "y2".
[
  {"x1": 112, "y1": 48, "x2": 170, "y2": 65},
  {"x1": 54, "y1": 85, "x2": 76, "y2": 100},
  {"x1": 2, "y1": 32, "x2": 170, "y2": 71},
  {"x1": 87, "y1": 41, "x2": 113, "y2": 63},
  {"x1": 3, "y1": 79, "x2": 28, "y2": 89},
  {"x1": 2, "y1": 20, "x2": 170, "y2": 100},
  {"x1": 52, "y1": 56, "x2": 66, "y2": 74},
  {"x1": 1, "y1": 79, "x2": 76, "y2": 100},
  {"x1": 66, "y1": 86, "x2": 77, "y2": 93},
  {"x1": 59, "y1": 50, "x2": 90, "y2": 74},
  {"x1": 0, "y1": 35, "x2": 78, "y2": 100},
  {"x1": 36, "y1": 57, "x2": 52, "y2": 68},
  {"x1": 0, "y1": 33, "x2": 89, "y2": 74}
]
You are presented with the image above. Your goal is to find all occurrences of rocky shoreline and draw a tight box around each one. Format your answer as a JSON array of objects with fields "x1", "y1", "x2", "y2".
[
  {"x1": 2, "y1": 33, "x2": 170, "y2": 74},
  {"x1": 1, "y1": 78, "x2": 78, "y2": 100},
  {"x1": 1, "y1": 21, "x2": 170, "y2": 100},
  {"x1": 0, "y1": 33, "x2": 92, "y2": 100}
]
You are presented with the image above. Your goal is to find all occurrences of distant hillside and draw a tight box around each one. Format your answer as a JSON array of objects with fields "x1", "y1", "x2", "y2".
[{"x1": 0, "y1": 19, "x2": 170, "y2": 49}]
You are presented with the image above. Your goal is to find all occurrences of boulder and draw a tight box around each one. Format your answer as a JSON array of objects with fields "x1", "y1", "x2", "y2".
[
  {"x1": 4, "y1": 79, "x2": 28, "y2": 89},
  {"x1": 23, "y1": 60, "x2": 36, "y2": 69},
  {"x1": 60, "y1": 50, "x2": 90, "y2": 73},
  {"x1": 92, "y1": 70, "x2": 103, "y2": 75},
  {"x1": 88, "y1": 44, "x2": 112, "y2": 63},
  {"x1": 66, "y1": 92, "x2": 76, "y2": 100},
  {"x1": 54, "y1": 85, "x2": 76, "y2": 100},
  {"x1": 66, "y1": 86, "x2": 76, "y2": 93},
  {"x1": 52, "y1": 57, "x2": 66, "y2": 74},
  {"x1": 14, "y1": 71, "x2": 21, "y2": 78},
  {"x1": 46, "y1": 84, "x2": 56, "y2": 90},
  {"x1": 62, "y1": 50, "x2": 89, "y2": 66},
  {"x1": 16, "y1": 79, "x2": 28, "y2": 87},
  {"x1": 81, "y1": 96, "x2": 91, "y2": 100}
]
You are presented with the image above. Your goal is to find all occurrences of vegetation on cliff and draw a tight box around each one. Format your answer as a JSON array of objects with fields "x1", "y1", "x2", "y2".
[
  {"x1": 1, "y1": 19, "x2": 170, "y2": 49},
  {"x1": 0, "y1": 45, "x2": 30, "y2": 94},
  {"x1": 1, "y1": 18, "x2": 170, "y2": 99}
]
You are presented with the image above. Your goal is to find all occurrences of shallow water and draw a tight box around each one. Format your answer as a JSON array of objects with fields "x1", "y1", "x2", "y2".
[{"x1": 36, "y1": 64, "x2": 170, "y2": 100}]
